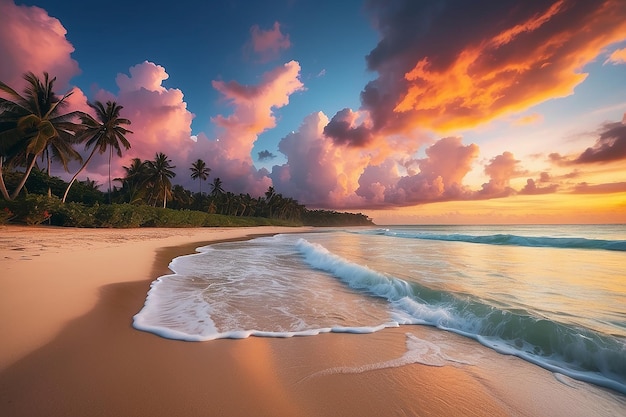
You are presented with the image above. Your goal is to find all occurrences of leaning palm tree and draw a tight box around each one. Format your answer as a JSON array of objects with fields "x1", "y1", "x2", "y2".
[
  {"x1": 145, "y1": 152, "x2": 176, "y2": 208},
  {"x1": 0, "y1": 72, "x2": 84, "y2": 200},
  {"x1": 189, "y1": 158, "x2": 210, "y2": 194},
  {"x1": 62, "y1": 100, "x2": 132, "y2": 203}
]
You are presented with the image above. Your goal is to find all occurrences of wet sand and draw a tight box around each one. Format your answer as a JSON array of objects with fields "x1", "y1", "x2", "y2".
[{"x1": 1, "y1": 225, "x2": 624, "y2": 416}]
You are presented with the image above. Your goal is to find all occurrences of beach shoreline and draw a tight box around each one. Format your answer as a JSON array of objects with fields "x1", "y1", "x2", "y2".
[{"x1": 1, "y1": 225, "x2": 624, "y2": 417}]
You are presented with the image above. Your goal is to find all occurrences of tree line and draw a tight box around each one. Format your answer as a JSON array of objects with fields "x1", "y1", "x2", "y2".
[{"x1": 0, "y1": 72, "x2": 373, "y2": 227}]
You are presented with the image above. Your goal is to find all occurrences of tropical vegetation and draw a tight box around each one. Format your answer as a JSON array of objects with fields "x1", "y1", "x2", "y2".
[
  {"x1": 0, "y1": 72, "x2": 84, "y2": 200},
  {"x1": 62, "y1": 100, "x2": 132, "y2": 203},
  {"x1": 0, "y1": 72, "x2": 374, "y2": 228}
]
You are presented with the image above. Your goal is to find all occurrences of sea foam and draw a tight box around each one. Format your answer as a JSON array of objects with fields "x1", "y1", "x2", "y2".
[{"x1": 295, "y1": 237, "x2": 626, "y2": 394}]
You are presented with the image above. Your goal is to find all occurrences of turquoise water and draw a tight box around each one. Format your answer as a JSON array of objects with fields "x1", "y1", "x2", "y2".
[{"x1": 133, "y1": 224, "x2": 626, "y2": 394}]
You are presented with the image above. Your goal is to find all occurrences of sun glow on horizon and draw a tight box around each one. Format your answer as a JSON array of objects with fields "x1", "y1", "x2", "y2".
[{"x1": 368, "y1": 193, "x2": 626, "y2": 225}]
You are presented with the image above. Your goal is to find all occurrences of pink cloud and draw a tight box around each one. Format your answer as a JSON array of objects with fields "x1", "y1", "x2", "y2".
[
  {"x1": 382, "y1": 137, "x2": 479, "y2": 204},
  {"x1": 115, "y1": 61, "x2": 169, "y2": 93},
  {"x1": 0, "y1": 0, "x2": 79, "y2": 91},
  {"x1": 199, "y1": 61, "x2": 304, "y2": 195},
  {"x1": 356, "y1": 160, "x2": 401, "y2": 204},
  {"x1": 68, "y1": 61, "x2": 196, "y2": 186},
  {"x1": 519, "y1": 178, "x2": 558, "y2": 195},
  {"x1": 211, "y1": 61, "x2": 304, "y2": 161},
  {"x1": 271, "y1": 112, "x2": 372, "y2": 207},
  {"x1": 247, "y1": 22, "x2": 291, "y2": 62},
  {"x1": 479, "y1": 152, "x2": 527, "y2": 197}
]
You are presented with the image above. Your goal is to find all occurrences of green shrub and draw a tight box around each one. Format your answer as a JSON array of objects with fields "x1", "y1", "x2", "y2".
[
  {"x1": 0, "y1": 206, "x2": 13, "y2": 224},
  {"x1": 5, "y1": 195, "x2": 61, "y2": 225},
  {"x1": 94, "y1": 204, "x2": 153, "y2": 228},
  {"x1": 0, "y1": 197, "x2": 304, "y2": 228},
  {"x1": 51, "y1": 203, "x2": 98, "y2": 227}
]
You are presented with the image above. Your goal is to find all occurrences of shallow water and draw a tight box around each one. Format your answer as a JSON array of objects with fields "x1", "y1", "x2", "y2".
[{"x1": 133, "y1": 224, "x2": 626, "y2": 394}]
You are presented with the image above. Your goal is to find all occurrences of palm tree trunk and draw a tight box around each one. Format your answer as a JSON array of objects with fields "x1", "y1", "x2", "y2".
[
  {"x1": 163, "y1": 185, "x2": 166, "y2": 208},
  {"x1": 9, "y1": 155, "x2": 39, "y2": 200},
  {"x1": 62, "y1": 146, "x2": 98, "y2": 203},
  {"x1": 0, "y1": 157, "x2": 11, "y2": 200},
  {"x1": 108, "y1": 147, "x2": 112, "y2": 204},
  {"x1": 46, "y1": 149, "x2": 52, "y2": 197}
]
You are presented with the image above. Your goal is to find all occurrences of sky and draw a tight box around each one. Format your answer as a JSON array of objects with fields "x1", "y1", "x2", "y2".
[{"x1": 1, "y1": 0, "x2": 626, "y2": 224}]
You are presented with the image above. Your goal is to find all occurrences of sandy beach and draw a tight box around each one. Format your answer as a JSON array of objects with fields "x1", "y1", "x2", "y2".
[{"x1": 1, "y1": 225, "x2": 624, "y2": 417}]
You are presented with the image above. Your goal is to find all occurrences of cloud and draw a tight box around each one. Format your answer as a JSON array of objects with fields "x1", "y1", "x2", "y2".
[
  {"x1": 247, "y1": 22, "x2": 291, "y2": 62},
  {"x1": 323, "y1": 108, "x2": 374, "y2": 146},
  {"x1": 68, "y1": 61, "x2": 196, "y2": 186},
  {"x1": 574, "y1": 117, "x2": 626, "y2": 163},
  {"x1": 604, "y1": 47, "x2": 626, "y2": 65},
  {"x1": 205, "y1": 60, "x2": 305, "y2": 195},
  {"x1": 271, "y1": 112, "x2": 371, "y2": 207},
  {"x1": 572, "y1": 182, "x2": 626, "y2": 194},
  {"x1": 116, "y1": 61, "x2": 169, "y2": 92},
  {"x1": 513, "y1": 113, "x2": 544, "y2": 126},
  {"x1": 479, "y1": 152, "x2": 526, "y2": 197},
  {"x1": 257, "y1": 150, "x2": 276, "y2": 161},
  {"x1": 0, "y1": 0, "x2": 80, "y2": 91},
  {"x1": 549, "y1": 114, "x2": 626, "y2": 165},
  {"x1": 324, "y1": 0, "x2": 626, "y2": 144},
  {"x1": 382, "y1": 136, "x2": 479, "y2": 204},
  {"x1": 519, "y1": 178, "x2": 558, "y2": 195},
  {"x1": 211, "y1": 61, "x2": 304, "y2": 160},
  {"x1": 355, "y1": 159, "x2": 401, "y2": 204}
]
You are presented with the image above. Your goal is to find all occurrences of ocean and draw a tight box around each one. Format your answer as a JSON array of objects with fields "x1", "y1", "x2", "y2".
[{"x1": 133, "y1": 224, "x2": 626, "y2": 394}]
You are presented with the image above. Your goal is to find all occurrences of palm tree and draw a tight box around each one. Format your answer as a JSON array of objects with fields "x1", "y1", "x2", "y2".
[
  {"x1": 209, "y1": 177, "x2": 225, "y2": 213},
  {"x1": 145, "y1": 152, "x2": 176, "y2": 208},
  {"x1": 189, "y1": 158, "x2": 210, "y2": 194},
  {"x1": 116, "y1": 157, "x2": 149, "y2": 204},
  {"x1": 170, "y1": 184, "x2": 193, "y2": 209},
  {"x1": 62, "y1": 100, "x2": 132, "y2": 203},
  {"x1": 210, "y1": 177, "x2": 225, "y2": 198},
  {"x1": 41, "y1": 128, "x2": 82, "y2": 196},
  {"x1": 263, "y1": 186, "x2": 277, "y2": 218},
  {"x1": 0, "y1": 72, "x2": 84, "y2": 200}
]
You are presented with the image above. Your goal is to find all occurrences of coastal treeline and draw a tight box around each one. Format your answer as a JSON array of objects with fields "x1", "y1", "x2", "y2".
[{"x1": 0, "y1": 72, "x2": 373, "y2": 228}]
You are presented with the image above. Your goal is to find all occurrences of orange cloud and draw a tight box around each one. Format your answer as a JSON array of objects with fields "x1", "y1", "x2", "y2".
[
  {"x1": 0, "y1": 0, "x2": 80, "y2": 90},
  {"x1": 604, "y1": 47, "x2": 626, "y2": 65},
  {"x1": 247, "y1": 22, "x2": 291, "y2": 62},
  {"x1": 513, "y1": 113, "x2": 544, "y2": 126},
  {"x1": 350, "y1": 0, "x2": 626, "y2": 141},
  {"x1": 572, "y1": 182, "x2": 626, "y2": 194},
  {"x1": 393, "y1": 0, "x2": 626, "y2": 132}
]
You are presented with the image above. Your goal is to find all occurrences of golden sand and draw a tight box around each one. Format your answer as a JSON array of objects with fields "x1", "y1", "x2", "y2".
[{"x1": 1, "y1": 225, "x2": 623, "y2": 416}]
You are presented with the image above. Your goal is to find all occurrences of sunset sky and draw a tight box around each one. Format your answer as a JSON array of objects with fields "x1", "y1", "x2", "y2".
[{"x1": 1, "y1": 0, "x2": 625, "y2": 224}]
